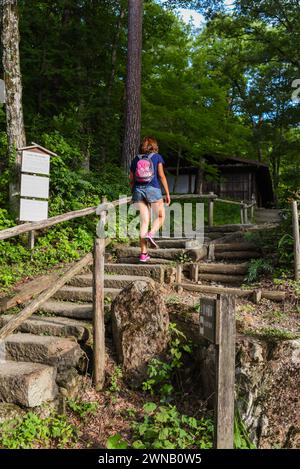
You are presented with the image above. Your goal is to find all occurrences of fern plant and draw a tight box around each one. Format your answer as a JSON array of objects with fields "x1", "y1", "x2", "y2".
[{"x1": 246, "y1": 258, "x2": 274, "y2": 283}]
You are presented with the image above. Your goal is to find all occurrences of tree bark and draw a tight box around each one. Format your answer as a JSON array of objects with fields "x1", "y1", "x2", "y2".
[
  {"x1": 121, "y1": 0, "x2": 143, "y2": 174},
  {"x1": 1, "y1": 0, "x2": 26, "y2": 208}
]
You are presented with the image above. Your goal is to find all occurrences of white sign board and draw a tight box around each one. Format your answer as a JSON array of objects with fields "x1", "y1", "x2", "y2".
[
  {"x1": 20, "y1": 199, "x2": 48, "y2": 222},
  {"x1": 21, "y1": 174, "x2": 49, "y2": 199},
  {"x1": 22, "y1": 151, "x2": 50, "y2": 175}
]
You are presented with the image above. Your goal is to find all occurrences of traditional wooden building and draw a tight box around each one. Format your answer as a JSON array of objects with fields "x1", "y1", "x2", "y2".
[{"x1": 166, "y1": 155, "x2": 275, "y2": 207}]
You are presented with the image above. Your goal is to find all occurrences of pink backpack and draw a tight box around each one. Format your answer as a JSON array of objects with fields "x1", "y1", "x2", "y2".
[{"x1": 134, "y1": 153, "x2": 155, "y2": 184}]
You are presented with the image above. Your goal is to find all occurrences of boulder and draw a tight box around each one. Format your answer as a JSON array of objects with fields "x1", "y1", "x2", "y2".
[{"x1": 111, "y1": 281, "x2": 169, "y2": 386}]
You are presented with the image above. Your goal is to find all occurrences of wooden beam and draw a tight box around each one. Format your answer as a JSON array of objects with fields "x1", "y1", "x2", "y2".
[
  {"x1": 208, "y1": 193, "x2": 214, "y2": 227},
  {"x1": 0, "y1": 197, "x2": 131, "y2": 241},
  {"x1": 93, "y1": 238, "x2": 106, "y2": 391},
  {"x1": 214, "y1": 294, "x2": 235, "y2": 449},
  {"x1": 0, "y1": 253, "x2": 93, "y2": 341},
  {"x1": 178, "y1": 283, "x2": 285, "y2": 301},
  {"x1": 0, "y1": 271, "x2": 62, "y2": 313}
]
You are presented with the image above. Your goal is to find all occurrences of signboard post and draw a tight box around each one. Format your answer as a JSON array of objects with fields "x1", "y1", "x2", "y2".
[
  {"x1": 199, "y1": 294, "x2": 236, "y2": 449},
  {"x1": 18, "y1": 144, "x2": 56, "y2": 253}
]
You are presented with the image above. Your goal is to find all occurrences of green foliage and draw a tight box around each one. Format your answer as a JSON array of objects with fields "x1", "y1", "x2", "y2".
[
  {"x1": 249, "y1": 327, "x2": 299, "y2": 341},
  {"x1": 107, "y1": 434, "x2": 129, "y2": 449},
  {"x1": 131, "y1": 403, "x2": 213, "y2": 449},
  {"x1": 0, "y1": 412, "x2": 77, "y2": 449},
  {"x1": 68, "y1": 400, "x2": 98, "y2": 419},
  {"x1": 246, "y1": 258, "x2": 274, "y2": 283},
  {"x1": 234, "y1": 411, "x2": 256, "y2": 449},
  {"x1": 142, "y1": 323, "x2": 192, "y2": 400},
  {"x1": 108, "y1": 366, "x2": 123, "y2": 395}
]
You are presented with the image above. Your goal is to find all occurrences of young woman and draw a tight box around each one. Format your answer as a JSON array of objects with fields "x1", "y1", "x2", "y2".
[{"x1": 130, "y1": 136, "x2": 171, "y2": 262}]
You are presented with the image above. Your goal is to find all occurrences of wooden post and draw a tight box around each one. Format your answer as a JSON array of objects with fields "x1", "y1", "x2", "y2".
[
  {"x1": 251, "y1": 194, "x2": 256, "y2": 222},
  {"x1": 208, "y1": 192, "x2": 214, "y2": 227},
  {"x1": 292, "y1": 200, "x2": 300, "y2": 281},
  {"x1": 176, "y1": 264, "x2": 183, "y2": 293},
  {"x1": 93, "y1": 198, "x2": 107, "y2": 391},
  {"x1": 208, "y1": 243, "x2": 215, "y2": 262},
  {"x1": 28, "y1": 230, "x2": 35, "y2": 260},
  {"x1": 190, "y1": 263, "x2": 199, "y2": 282},
  {"x1": 214, "y1": 294, "x2": 236, "y2": 449},
  {"x1": 240, "y1": 202, "x2": 244, "y2": 224},
  {"x1": 243, "y1": 204, "x2": 248, "y2": 224},
  {"x1": 93, "y1": 237, "x2": 106, "y2": 391},
  {"x1": 253, "y1": 289, "x2": 262, "y2": 304}
]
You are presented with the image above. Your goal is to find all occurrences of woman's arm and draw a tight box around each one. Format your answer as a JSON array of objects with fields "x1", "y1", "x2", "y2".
[{"x1": 158, "y1": 163, "x2": 171, "y2": 206}]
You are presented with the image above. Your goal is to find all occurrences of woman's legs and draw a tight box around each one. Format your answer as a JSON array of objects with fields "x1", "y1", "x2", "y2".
[
  {"x1": 149, "y1": 199, "x2": 165, "y2": 237},
  {"x1": 135, "y1": 201, "x2": 150, "y2": 254}
]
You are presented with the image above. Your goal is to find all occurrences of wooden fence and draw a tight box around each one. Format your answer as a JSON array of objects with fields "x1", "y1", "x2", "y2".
[{"x1": 0, "y1": 192, "x2": 257, "y2": 389}]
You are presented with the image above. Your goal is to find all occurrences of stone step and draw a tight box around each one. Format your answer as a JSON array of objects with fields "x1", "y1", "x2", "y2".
[
  {"x1": 131, "y1": 238, "x2": 208, "y2": 249},
  {"x1": 2, "y1": 333, "x2": 84, "y2": 370},
  {"x1": 39, "y1": 300, "x2": 93, "y2": 320},
  {"x1": 0, "y1": 361, "x2": 57, "y2": 408},
  {"x1": 104, "y1": 263, "x2": 165, "y2": 283},
  {"x1": 117, "y1": 257, "x2": 174, "y2": 265},
  {"x1": 0, "y1": 315, "x2": 90, "y2": 342},
  {"x1": 52, "y1": 286, "x2": 121, "y2": 303},
  {"x1": 115, "y1": 246, "x2": 207, "y2": 262},
  {"x1": 214, "y1": 251, "x2": 261, "y2": 260},
  {"x1": 198, "y1": 262, "x2": 249, "y2": 276},
  {"x1": 68, "y1": 274, "x2": 154, "y2": 289}
]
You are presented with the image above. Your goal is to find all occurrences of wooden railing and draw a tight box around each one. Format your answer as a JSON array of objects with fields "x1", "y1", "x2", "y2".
[
  {"x1": 0, "y1": 192, "x2": 257, "y2": 390},
  {"x1": 171, "y1": 192, "x2": 257, "y2": 227}
]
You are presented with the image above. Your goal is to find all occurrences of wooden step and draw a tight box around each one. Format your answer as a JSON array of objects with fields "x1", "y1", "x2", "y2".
[
  {"x1": 214, "y1": 243, "x2": 258, "y2": 252},
  {"x1": 0, "y1": 361, "x2": 57, "y2": 407},
  {"x1": 198, "y1": 273, "x2": 245, "y2": 285},
  {"x1": 2, "y1": 333, "x2": 83, "y2": 370},
  {"x1": 215, "y1": 251, "x2": 261, "y2": 260},
  {"x1": 198, "y1": 262, "x2": 249, "y2": 275},
  {"x1": 0, "y1": 315, "x2": 90, "y2": 341},
  {"x1": 205, "y1": 224, "x2": 252, "y2": 233}
]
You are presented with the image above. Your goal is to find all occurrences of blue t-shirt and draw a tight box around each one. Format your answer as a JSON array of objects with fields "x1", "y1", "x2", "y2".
[{"x1": 130, "y1": 153, "x2": 165, "y2": 189}]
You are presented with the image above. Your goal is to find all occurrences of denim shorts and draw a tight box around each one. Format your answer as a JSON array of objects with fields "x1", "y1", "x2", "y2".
[{"x1": 132, "y1": 185, "x2": 163, "y2": 204}]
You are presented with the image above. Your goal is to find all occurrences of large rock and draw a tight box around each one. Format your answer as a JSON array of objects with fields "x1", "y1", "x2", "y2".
[{"x1": 111, "y1": 281, "x2": 169, "y2": 386}]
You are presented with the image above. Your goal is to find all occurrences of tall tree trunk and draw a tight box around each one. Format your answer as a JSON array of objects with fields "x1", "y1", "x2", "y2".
[
  {"x1": 1, "y1": 0, "x2": 26, "y2": 210},
  {"x1": 121, "y1": 0, "x2": 143, "y2": 174}
]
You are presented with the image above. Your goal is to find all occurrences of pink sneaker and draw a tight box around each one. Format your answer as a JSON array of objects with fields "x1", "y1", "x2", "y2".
[
  {"x1": 139, "y1": 253, "x2": 150, "y2": 263},
  {"x1": 145, "y1": 233, "x2": 159, "y2": 249}
]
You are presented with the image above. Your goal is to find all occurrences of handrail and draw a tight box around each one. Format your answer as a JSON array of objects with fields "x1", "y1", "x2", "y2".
[
  {"x1": 0, "y1": 192, "x2": 256, "y2": 242},
  {"x1": 0, "y1": 197, "x2": 131, "y2": 241}
]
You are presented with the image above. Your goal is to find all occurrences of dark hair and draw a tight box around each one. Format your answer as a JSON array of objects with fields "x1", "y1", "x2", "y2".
[{"x1": 140, "y1": 136, "x2": 159, "y2": 154}]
